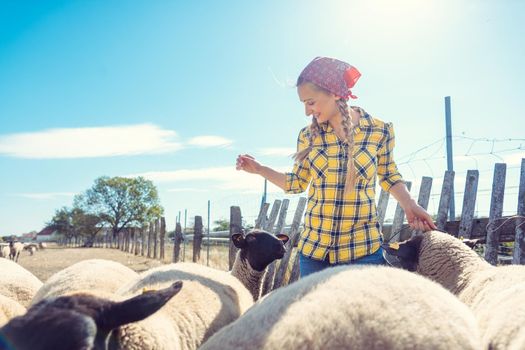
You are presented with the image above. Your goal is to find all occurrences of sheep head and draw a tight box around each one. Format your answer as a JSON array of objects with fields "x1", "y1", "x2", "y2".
[
  {"x1": 0, "y1": 281, "x2": 183, "y2": 350},
  {"x1": 232, "y1": 230, "x2": 289, "y2": 271}
]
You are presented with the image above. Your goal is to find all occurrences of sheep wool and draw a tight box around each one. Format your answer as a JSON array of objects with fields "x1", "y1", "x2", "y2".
[
  {"x1": 0, "y1": 295, "x2": 26, "y2": 327},
  {"x1": 200, "y1": 265, "x2": 481, "y2": 350},
  {"x1": 0, "y1": 258, "x2": 42, "y2": 307},
  {"x1": 32, "y1": 259, "x2": 139, "y2": 304},
  {"x1": 117, "y1": 262, "x2": 254, "y2": 350},
  {"x1": 385, "y1": 230, "x2": 525, "y2": 350},
  {"x1": 230, "y1": 250, "x2": 266, "y2": 300}
]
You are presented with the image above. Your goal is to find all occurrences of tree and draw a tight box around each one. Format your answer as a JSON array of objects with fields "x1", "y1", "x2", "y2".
[
  {"x1": 49, "y1": 207, "x2": 103, "y2": 245},
  {"x1": 49, "y1": 207, "x2": 75, "y2": 240},
  {"x1": 75, "y1": 176, "x2": 163, "y2": 237},
  {"x1": 212, "y1": 219, "x2": 229, "y2": 232}
]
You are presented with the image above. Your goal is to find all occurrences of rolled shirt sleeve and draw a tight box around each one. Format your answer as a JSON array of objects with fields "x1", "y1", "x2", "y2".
[
  {"x1": 285, "y1": 127, "x2": 312, "y2": 194},
  {"x1": 377, "y1": 122, "x2": 404, "y2": 192}
]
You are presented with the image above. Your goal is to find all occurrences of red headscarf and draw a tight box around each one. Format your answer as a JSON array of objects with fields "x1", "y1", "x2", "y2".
[{"x1": 298, "y1": 57, "x2": 361, "y2": 100}]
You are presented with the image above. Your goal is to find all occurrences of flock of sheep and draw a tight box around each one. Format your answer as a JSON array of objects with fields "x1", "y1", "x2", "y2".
[
  {"x1": 0, "y1": 241, "x2": 46, "y2": 263},
  {"x1": 0, "y1": 230, "x2": 523, "y2": 350}
]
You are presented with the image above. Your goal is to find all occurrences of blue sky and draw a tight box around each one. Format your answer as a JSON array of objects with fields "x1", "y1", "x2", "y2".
[{"x1": 1, "y1": 0, "x2": 524, "y2": 236}]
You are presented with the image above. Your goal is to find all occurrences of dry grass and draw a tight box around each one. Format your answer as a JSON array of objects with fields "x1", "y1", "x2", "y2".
[{"x1": 17, "y1": 242, "x2": 231, "y2": 283}]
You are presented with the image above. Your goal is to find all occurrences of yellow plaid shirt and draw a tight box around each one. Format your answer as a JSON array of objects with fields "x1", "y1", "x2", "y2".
[{"x1": 285, "y1": 108, "x2": 404, "y2": 263}]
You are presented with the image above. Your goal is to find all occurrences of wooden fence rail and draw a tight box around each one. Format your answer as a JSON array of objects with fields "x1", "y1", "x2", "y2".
[{"x1": 56, "y1": 159, "x2": 525, "y2": 294}]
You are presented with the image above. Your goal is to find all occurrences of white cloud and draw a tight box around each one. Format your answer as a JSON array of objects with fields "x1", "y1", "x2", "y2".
[
  {"x1": 258, "y1": 147, "x2": 295, "y2": 157},
  {"x1": 129, "y1": 165, "x2": 290, "y2": 194},
  {"x1": 0, "y1": 124, "x2": 183, "y2": 159},
  {"x1": 187, "y1": 136, "x2": 233, "y2": 148},
  {"x1": 14, "y1": 192, "x2": 76, "y2": 200}
]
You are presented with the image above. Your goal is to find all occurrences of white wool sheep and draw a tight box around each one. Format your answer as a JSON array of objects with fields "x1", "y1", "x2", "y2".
[
  {"x1": 31, "y1": 259, "x2": 139, "y2": 304},
  {"x1": 9, "y1": 242, "x2": 23, "y2": 262},
  {"x1": 0, "y1": 244, "x2": 9, "y2": 258},
  {"x1": 0, "y1": 294, "x2": 26, "y2": 327},
  {"x1": 0, "y1": 281, "x2": 183, "y2": 350},
  {"x1": 384, "y1": 230, "x2": 525, "y2": 350},
  {"x1": 113, "y1": 229, "x2": 289, "y2": 350},
  {"x1": 199, "y1": 265, "x2": 481, "y2": 350},
  {"x1": 116, "y1": 262, "x2": 254, "y2": 350},
  {"x1": 0, "y1": 258, "x2": 43, "y2": 307}
]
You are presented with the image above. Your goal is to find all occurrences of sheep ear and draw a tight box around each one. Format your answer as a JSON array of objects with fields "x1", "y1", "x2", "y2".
[
  {"x1": 462, "y1": 238, "x2": 482, "y2": 249},
  {"x1": 276, "y1": 234, "x2": 289, "y2": 244},
  {"x1": 231, "y1": 233, "x2": 246, "y2": 248},
  {"x1": 381, "y1": 237, "x2": 420, "y2": 260},
  {"x1": 98, "y1": 281, "x2": 183, "y2": 331}
]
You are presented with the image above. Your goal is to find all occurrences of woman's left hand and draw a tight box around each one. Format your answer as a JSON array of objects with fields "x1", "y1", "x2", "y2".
[{"x1": 403, "y1": 200, "x2": 437, "y2": 232}]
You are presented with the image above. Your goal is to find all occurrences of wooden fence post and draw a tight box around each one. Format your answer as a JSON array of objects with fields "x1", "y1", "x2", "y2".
[
  {"x1": 147, "y1": 222, "x2": 153, "y2": 258},
  {"x1": 141, "y1": 226, "x2": 146, "y2": 256},
  {"x1": 134, "y1": 227, "x2": 140, "y2": 255},
  {"x1": 458, "y1": 170, "x2": 479, "y2": 238},
  {"x1": 153, "y1": 219, "x2": 159, "y2": 259},
  {"x1": 377, "y1": 189, "x2": 390, "y2": 229},
  {"x1": 173, "y1": 222, "x2": 183, "y2": 263},
  {"x1": 229, "y1": 206, "x2": 242, "y2": 270},
  {"x1": 255, "y1": 203, "x2": 270, "y2": 229},
  {"x1": 263, "y1": 200, "x2": 282, "y2": 232},
  {"x1": 160, "y1": 217, "x2": 166, "y2": 260},
  {"x1": 405, "y1": 176, "x2": 433, "y2": 240},
  {"x1": 193, "y1": 216, "x2": 203, "y2": 263},
  {"x1": 485, "y1": 163, "x2": 506, "y2": 265},
  {"x1": 513, "y1": 159, "x2": 525, "y2": 264},
  {"x1": 436, "y1": 171, "x2": 455, "y2": 231},
  {"x1": 389, "y1": 181, "x2": 411, "y2": 242},
  {"x1": 274, "y1": 197, "x2": 306, "y2": 288},
  {"x1": 261, "y1": 200, "x2": 287, "y2": 296}
]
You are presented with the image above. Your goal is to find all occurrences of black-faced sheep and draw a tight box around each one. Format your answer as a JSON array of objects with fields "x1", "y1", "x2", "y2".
[
  {"x1": 114, "y1": 229, "x2": 288, "y2": 350},
  {"x1": 199, "y1": 265, "x2": 481, "y2": 350},
  {"x1": 383, "y1": 230, "x2": 525, "y2": 350},
  {"x1": 0, "y1": 281, "x2": 183, "y2": 350}
]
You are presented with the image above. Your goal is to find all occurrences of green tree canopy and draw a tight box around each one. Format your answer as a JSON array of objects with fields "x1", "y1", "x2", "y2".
[
  {"x1": 213, "y1": 219, "x2": 229, "y2": 232},
  {"x1": 74, "y1": 176, "x2": 163, "y2": 236},
  {"x1": 49, "y1": 206, "x2": 103, "y2": 245}
]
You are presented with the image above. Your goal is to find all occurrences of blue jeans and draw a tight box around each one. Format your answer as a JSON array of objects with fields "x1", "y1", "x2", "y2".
[{"x1": 299, "y1": 248, "x2": 385, "y2": 278}]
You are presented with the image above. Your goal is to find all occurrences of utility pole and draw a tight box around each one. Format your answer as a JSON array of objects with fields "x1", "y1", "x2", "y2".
[{"x1": 445, "y1": 96, "x2": 455, "y2": 220}]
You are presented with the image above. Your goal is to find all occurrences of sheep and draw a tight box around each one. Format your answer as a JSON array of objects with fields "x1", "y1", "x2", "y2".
[
  {"x1": 0, "y1": 244, "x2": 9, "y2": 259},
  {"x1": 38, "y1": 242, "x2": 47, "y2": 249},
  {"x1": 0, "y1": 294, "x2": 26, "y2": 327},
  {"x1": 0, "y1": 281, "x2": 183, "y2": 350},
  {"x1": 26, "y1": 259, "x2": 185, "y2": 350},
  {"x1": 0, "y1": 258, "x2": 43, "y2": 308},
  {"x1": 114, "y1": 229, "x2": 289, "y2": 350},
  {"x1": 199, "y1": 265, "x2": 481, "y2": 350},
  {"x1": 383, "y1": 230, "x2": 525, "y2": 350},
  {"x1": 117, "y1": 263, "x2": 254, "y2": 350},
  {"x1": 23, "y1": 245, "x2": 37, "y2": 256},
  {"x1": 8, "y1": 241, "x2": 23, "y2": 262},
  {"x1": 31, "y1": 259, "x2": 140, "y2": 304},
  {"x1": 230, "y1": 230, "x2": 289, "y2": 300}
]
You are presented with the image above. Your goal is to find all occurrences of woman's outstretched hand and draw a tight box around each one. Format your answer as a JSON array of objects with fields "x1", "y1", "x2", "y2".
[
  {"x1": 236, "y1": 154, "x2": 261, "y2": 174},
  {"x1": 404, "y1": 200, "x2": 437, "y2": 232}
]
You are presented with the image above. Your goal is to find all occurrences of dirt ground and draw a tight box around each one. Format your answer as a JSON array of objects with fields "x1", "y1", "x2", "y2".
[{"x1": 17, "y1": 243, "x2": 230, "y2": 283}]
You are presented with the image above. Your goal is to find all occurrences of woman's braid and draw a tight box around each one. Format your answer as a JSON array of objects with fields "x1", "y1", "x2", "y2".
[{"x1": 338, "y1": 99, "x2": 356, "y2": 194}]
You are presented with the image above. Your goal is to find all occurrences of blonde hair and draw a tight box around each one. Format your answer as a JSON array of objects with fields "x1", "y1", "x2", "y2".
[{"x1": 293, "y1": 82, "x2": 357, "y2": 194}]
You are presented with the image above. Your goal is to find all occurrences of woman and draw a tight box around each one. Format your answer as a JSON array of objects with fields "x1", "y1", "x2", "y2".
[{"x1": 236, "y1": 57, "x2": 436, "y2": 277}]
